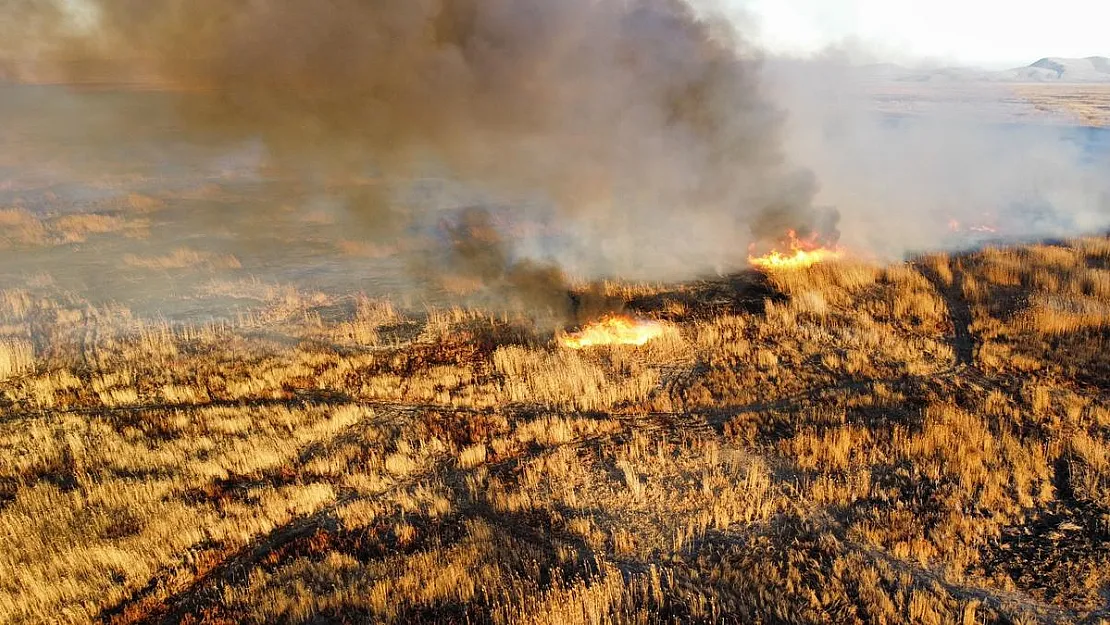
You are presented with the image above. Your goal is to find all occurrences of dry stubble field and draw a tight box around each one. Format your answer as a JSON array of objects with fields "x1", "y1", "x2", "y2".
[{"x1": 1, "y1": 226, "x2": 1109, "y2": 624}]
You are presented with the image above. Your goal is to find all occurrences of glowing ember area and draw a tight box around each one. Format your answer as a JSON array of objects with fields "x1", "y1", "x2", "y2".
[
  {"x1": 748, "y1": 230, "x2": 843, "y2": 270},
  {"x1": 557, "y1": 315, "x2": 666, "y2": 349}
]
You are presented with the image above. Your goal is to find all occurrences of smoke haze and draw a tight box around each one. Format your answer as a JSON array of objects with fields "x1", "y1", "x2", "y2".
[
  {"x1": 2, "y1": 2, "x2": 1108, "y2": 326},
  {"x1": 26, "y1": 1, "x2": 827, "y2": 243},
  {"x1": 764, "y1": 54, "x2": 1110, "y2": 259}
]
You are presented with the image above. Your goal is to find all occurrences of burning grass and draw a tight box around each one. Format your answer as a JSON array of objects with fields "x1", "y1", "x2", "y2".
[
  {"x1": 556, "y1": 315, "x2": 668, "y2": 349},
  {"x1": 748, "y1": 229, "x2": 845, "y2": 270},
  {"x1": 0, "y1": 236, "x2": 1108, "y2": 624}
]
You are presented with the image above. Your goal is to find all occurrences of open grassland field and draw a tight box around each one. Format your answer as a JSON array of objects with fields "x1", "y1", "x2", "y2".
[
  {"x1": 1013, "y1": 85, "x2": 1110, "y2": 128},
  {"x1": 0, "y1": 235, "x2": 1108, "y2": 624}
]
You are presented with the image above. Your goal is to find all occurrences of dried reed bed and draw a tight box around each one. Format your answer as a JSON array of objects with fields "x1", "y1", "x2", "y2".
[{"x1": 0, "y1": 236, "x2": 1107, "y2": 624}]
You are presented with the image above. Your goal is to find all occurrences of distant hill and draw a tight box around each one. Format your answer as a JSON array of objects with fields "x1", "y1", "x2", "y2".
[
  {"x1": 992, "y1": 57, "x2": 1110, "y2": 82},
  {"x1": 862, "y1": 57, "x2": 1110, "y2": 84}
]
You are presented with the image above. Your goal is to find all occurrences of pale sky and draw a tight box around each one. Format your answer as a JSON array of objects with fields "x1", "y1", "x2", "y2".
[
  {"x1": 55, "y1": 0, "x2": 1106, "y2": 69},
  {"x1": 738, "y1": 0, "x2": 1109, "y2": 68}
]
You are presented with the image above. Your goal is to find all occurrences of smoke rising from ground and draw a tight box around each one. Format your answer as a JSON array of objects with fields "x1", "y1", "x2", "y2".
[
  {"x1": 763, "y1": 54, "x2": 1110, "y2": 259},
  {"x1": 6, "y1": 2, "x2": 1108, "y2": 328},
  {"x1": 3, "y1": 0, "x2": 847, "y2": 324},
  {"x1": 24, "y1": 1, "x2": 827, "y2": 262}
]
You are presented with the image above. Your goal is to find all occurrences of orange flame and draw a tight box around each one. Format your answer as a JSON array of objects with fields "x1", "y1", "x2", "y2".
[
  {"x1": 748, "y1": 230, "x2": 843, "y2": 270},
  {"x1": 557, "y1": 315, "x2": 666, "y2": 349}
]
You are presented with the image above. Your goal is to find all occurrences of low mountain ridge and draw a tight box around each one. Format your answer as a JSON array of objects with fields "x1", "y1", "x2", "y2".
[
  {"x1": 862, "y1": 56, "x2": 1110, "y2": 84},
  {"x1": 1005, "y1": 56, "x2": 1110, "y2": 82}
]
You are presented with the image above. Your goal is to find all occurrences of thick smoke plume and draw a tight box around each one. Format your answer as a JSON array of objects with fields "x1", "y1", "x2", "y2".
[
  {"x1": 10, "y1": 0, "x2": 831, "y2": 315},
  {"x1": 6, "y1": 2, "x2": 1106, "y2": 330}
]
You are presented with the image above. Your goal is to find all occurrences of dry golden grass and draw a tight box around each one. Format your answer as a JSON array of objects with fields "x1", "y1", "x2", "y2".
[
  {"x1": 0, "y1": 208, "x2": 150, "y2": 248},
  {"x1": 0, "y1": 208, "x2": 48, "y2": 247},
  {"x1": 50, "y1": 213, "x2": 149, "y2": 242},
  {"x1": 492, "y1": 345, "x2": 658, "y2": 411},
  {"x1": 331, "y1": 296, "x2": 397, "y2": 346},
  {"x1": 0, "y1": 338, "x2": 34, "y2": 380},
  {"x1": 122, "y1": 247, "x2": 241, "y2": 271},
  {"x1": 1013, "y1": 83, "x2": 1110, "y2": 127},
  {"x1": 0, "y1": 236, "x2": 1107, "y2": 624},
  {"x1": 1068, "y1": 433, "x2": 1110, "y2": 511}
]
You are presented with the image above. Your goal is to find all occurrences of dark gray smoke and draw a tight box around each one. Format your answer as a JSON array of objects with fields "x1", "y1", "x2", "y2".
[
  {"x1": 8, "y1": 0, "x2": 834, "y2": 321},
  {"x1": 437, "y1": 206, "x2": 572, "y2": 323}
]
